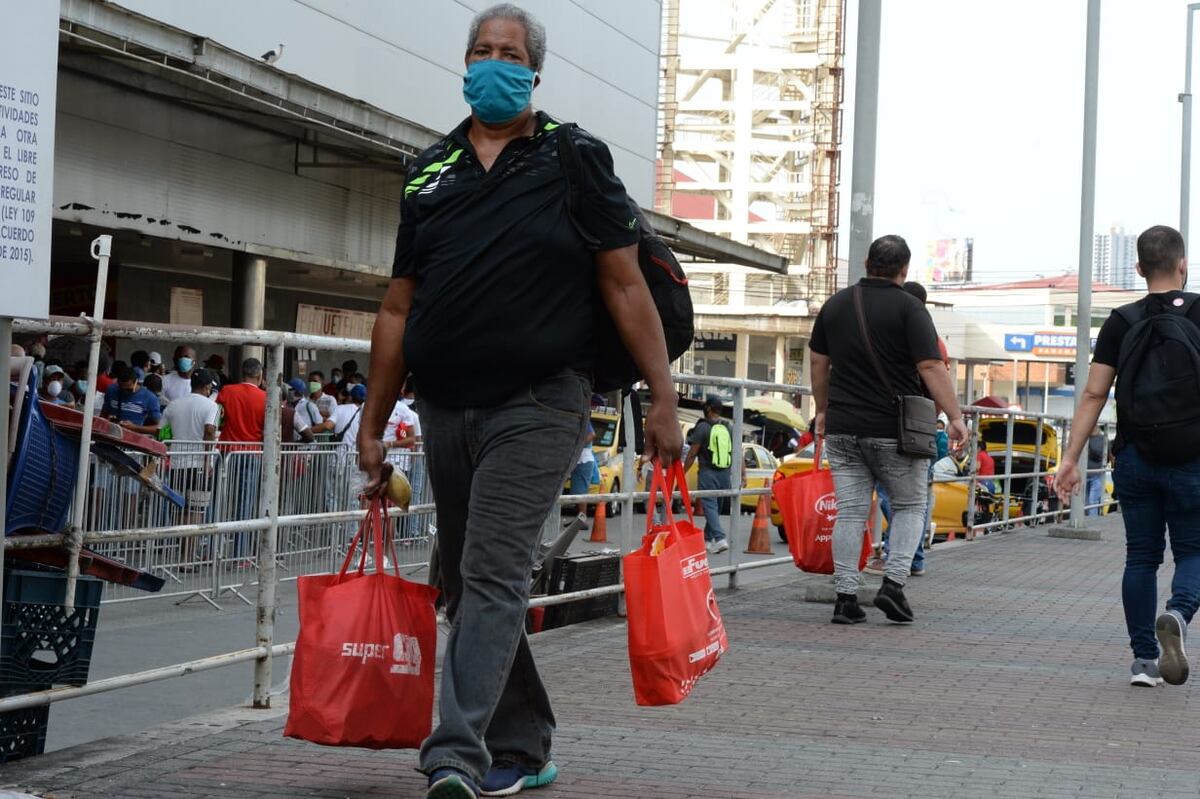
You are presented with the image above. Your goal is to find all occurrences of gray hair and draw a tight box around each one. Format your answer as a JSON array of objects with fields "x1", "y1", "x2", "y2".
[
  {"x1": 466, "y1": 4, "x2": 547, "y2": 72},
  {"x1": 241, "y1": 357, "x2": 263, "y2": 377}
]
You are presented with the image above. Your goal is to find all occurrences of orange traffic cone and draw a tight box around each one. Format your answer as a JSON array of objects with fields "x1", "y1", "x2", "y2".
[
  {"x1": 744, "y1": 494, "x2": 772, "y2": 554},
  {"x1": 589, "y1": 500, "x2": 608, "y2": 543}
]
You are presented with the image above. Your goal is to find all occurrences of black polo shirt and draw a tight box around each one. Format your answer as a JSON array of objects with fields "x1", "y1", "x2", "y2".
[
  {"x1": 392, "y1": 112, "x2": 640, "y2": 408},
  {"x1": 810, "y1": 277, "x2": 942, "y2": 438}
]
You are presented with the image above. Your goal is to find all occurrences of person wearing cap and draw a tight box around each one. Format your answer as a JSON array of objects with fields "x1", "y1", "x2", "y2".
[
  {"x1": 148, "y1": 351, "x2": 164, "y2": 375},
  {"x1": 38, "y1": 364, "x2": 75, "y2": 407},
  {"x1": 683, "y1": 395, "x2": 735, "y2": 554},
  {"x1": 204, "y1": 354, "x2": 231, "y2": 389},
  {"x1": 102, "y1": 364, "x2": 162, "y2": 434},
  {"x1": 285, "y1": 377, "x2": 315, "y2": 443},
  {"x1": 161, "y1": 369, "x2": 220, "y2": 564},
  {"x1": 163, "y1": 346, "x2": 198, "y2": 403}
]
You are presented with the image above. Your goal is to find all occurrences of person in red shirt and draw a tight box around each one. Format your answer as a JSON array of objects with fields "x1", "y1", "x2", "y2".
[
  {"x1": 216, "y1": 357, "x2": 266, "y2": 558},
  {"x1": 976, "y1": 435, "x2": 996, "y2": 493}
]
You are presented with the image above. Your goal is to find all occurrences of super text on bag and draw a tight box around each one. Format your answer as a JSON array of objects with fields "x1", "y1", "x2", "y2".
[{"x1": 340, "y1": 632, "x2": 424, "y2": 676}]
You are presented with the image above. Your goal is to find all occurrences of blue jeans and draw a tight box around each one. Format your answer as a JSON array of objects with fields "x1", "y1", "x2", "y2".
[
  {"x1": 1112, "y1": 446, "x2": 1200, "y2": 660},
  {"x1": 1086, "y1": 475, "x2": 1103, "y2": 517},
  {"x1": 878, "y1": 467, "x2": 930, "y2": 569},
  {"x1": 825, "y1": 436, "x2": 929, "y2": 594},
  {"x1": 418, "y1": 369, "x2": 590, "y2": 782},
  {"x1": 698, "y1": 467, "x2": 731, "y2": 542},
  {"x1": 224, "y1": 453, "x2": 261, "y2": 558}
]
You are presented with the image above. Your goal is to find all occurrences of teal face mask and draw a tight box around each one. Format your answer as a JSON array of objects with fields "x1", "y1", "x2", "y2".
[{"x1": 462, "y1": 59, "x2": 535, "y2": 124}]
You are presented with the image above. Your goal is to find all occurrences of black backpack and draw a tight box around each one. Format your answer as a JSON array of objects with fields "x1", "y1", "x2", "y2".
[
  {"x1": 1114, "y1": 294, "x2": 1200, "y2": 463},
  {"x1": 557, "y1": 124, "x2": 694, "y2": 393}
]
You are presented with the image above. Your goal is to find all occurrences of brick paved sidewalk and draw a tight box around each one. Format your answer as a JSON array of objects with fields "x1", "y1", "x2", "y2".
[{"x1": 7, "y1": 514, "x2": 1200, "y2": 799}]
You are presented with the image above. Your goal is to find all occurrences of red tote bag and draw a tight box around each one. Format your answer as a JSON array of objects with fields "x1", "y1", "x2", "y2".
[
  {"x1": 285, "y1": 496, "x2": 439, "y2": 749},
  {"x1": 773, "y1": 439, "x2": 873, "y2": 574},
  {"x1": 624, "y1": 461, "x2": 728, "y2": 706}
]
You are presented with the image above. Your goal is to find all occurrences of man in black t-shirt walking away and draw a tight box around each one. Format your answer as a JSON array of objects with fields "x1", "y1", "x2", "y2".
[
  {"x1": 355, "y1": 6, "x2": 683, "y2": 798},
  {"x1": 1058, "y1": 225, "x2": 1200, "y2": 689},
  {"x1": 810, "y1": 235, "x2": 967, "y2": 625}
]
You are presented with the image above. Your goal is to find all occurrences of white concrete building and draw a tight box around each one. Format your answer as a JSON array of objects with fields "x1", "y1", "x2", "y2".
[{"x1": 47, "y1": 0, "x2": 721, "y2": 373}]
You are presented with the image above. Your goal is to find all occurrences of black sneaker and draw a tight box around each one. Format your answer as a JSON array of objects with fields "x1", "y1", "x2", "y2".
[
  {"x1": 832, "y1": 593, "x2": 867, "y2": 624},
  {"x1": 873, "y1": 577, "x2": 914, "y2": 623}
]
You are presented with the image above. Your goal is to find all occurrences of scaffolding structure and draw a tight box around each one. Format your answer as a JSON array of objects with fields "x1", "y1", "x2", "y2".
[{"x1": 658, "y1": 0, "x2": 846, "y2": 307}]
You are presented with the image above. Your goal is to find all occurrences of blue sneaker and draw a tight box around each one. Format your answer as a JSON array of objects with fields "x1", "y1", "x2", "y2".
[
  {"x1": 480, "y1": 760, "x2": 558, "y2": 796},
  {"x1": 427, "y1": 768, "x2": 479, "y2": 799}
]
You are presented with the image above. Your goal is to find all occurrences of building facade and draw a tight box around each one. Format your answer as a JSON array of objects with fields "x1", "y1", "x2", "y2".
[
  {"x1": 1093, "y1": 226, "x2": 1136, "y2": 290},
  {"x1": 48, "y1": 0, "x2": 664, "y2": 373},
  {"x1": 658, "y1": 0, "x2": 846, "y2": 387}
]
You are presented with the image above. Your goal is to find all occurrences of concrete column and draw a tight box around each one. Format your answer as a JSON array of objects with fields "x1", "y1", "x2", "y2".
[
  {"x1": 800, "y1": 344, "x2": 814, "y2": 417},
  {"x1": 232, "y1": 253, "x2": 267, "y2": 376},
  {"x1": 774, "y1": 335, "x2": 787, "y2": 385},
  {"x1": 964, "y1": 360, "x2": 976, "y2": 406},
  {"x1": 734, "y1": 333, "x2": 750, "y2": 380}
]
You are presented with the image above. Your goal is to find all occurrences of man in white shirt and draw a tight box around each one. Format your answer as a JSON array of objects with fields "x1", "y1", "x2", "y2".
[
  {"x1": 161, "y1": 369, "x2": 219, "y2": 565},
  {"x1": 330, "y1": 385, "x2": 362, "y2": 441},
  {"x1": 161, "y1": 345, "x2": 198, "y2": 403}
]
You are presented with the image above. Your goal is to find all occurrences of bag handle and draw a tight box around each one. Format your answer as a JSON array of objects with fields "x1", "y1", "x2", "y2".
[
  {"x1": 853, "y1": 284, "x2": 897, "y2": 399},
  {"x1": 643, "y1": 458, "x2": 697, "y2": 536},
  {"x1": 812, "y1": 435, "x2": 828, "y2": 474},
  {"x1": 335, "y1": 496, "x2": 397, "y2": 582}
]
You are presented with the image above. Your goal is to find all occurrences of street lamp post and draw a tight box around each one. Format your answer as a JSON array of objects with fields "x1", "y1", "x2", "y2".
[
  {"x1": 1070, "y1": 0, "x2": 1101, "y2": 529},
  {"x1": 1181, "y1": 3, "x2": 1200, "y2": 254}
]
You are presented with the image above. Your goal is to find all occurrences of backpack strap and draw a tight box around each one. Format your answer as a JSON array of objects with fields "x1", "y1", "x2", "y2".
[{"x1": 555, "y1": 124, "x2": 601, "y2": 248}]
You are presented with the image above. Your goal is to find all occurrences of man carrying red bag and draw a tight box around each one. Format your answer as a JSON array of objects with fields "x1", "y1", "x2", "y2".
[
  {"x1": 809, "y1": 235, "x2": 967, "y2": 625},
  {"x1": 356, "y1": 6, "x2": 683, "y2": 798}
]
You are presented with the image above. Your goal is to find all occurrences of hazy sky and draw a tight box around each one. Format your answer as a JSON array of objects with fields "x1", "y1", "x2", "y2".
[{"x1": 842, "y1": 0, "x2": 1193, "y2": 284}]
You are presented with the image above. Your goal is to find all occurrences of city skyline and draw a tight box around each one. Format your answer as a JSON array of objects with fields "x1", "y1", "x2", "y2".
[{"x1": 840, "y1": 0, "x2": 1194, "y2": 287}]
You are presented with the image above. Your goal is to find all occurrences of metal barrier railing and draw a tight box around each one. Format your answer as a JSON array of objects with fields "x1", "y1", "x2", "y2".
[{"x1": 0, "y1": 314, "x2": 1115, "y2": 721}]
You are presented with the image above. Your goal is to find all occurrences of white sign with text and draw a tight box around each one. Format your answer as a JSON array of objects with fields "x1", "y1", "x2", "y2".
[{"x1": 0, "y1": 2, "x2": 58, "y2": 319}]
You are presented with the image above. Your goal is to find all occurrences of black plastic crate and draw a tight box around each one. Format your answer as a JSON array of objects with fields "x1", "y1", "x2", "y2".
[
  {"x1": 1, "y1": 568, "x2": 102, "y2": 686},
  {"x1": 542, "y1": 553, "x2": 620, "y2": 631},
  {"x1": 0, "y1": 682, "x2": 49, "y2": 764}
]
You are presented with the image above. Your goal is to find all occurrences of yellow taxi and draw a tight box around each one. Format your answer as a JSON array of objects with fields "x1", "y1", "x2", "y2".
[{"x1": 568, "y1": 404, "x2": 626, "y2": 517}]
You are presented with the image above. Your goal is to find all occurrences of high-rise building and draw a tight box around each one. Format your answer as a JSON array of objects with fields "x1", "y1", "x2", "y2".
[{"x1": 1093, "y1": 226, "x2": 1136, "y2": 289}]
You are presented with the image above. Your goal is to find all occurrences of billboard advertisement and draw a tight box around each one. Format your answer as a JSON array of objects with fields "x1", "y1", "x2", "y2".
[{"x1": 922, "y1": 238, "x2": 973, "y2": 285}]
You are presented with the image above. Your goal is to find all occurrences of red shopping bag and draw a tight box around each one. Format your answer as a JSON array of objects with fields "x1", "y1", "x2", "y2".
[
  {"x1": 284, "y1": 496, "x2": 439, "y2": 748},
  {"x1": 624, "y1": 460, "x2": 728, "y2": 706},
  {"x1": 773, "y1": 439, "x2": 873, "y2": 574}
]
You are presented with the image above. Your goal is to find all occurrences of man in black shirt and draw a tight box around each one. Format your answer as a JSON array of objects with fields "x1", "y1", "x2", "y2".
[
  {"x1": 810, "y1": 235, "x2": 967, "y2": 625},
  {"x1": 1058, "y1": 224, "x2": 1200, "y2": 689},
  {"x1": 356, "y1": 6, "x2": 682, "y2": 799}
]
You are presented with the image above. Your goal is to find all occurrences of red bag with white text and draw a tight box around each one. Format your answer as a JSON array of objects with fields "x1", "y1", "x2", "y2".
[
  {"x1": 773, "y1": 439, "x2": 873, "y2": 574},
  {"x1": 624, "y1": 460, "x2": 728, "y2": 706},
  {"x1": 285, "y1": 496, "x2": 439, "y2": 748}
]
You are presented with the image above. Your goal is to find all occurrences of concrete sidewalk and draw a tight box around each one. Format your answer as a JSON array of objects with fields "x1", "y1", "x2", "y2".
[{"x1": 6, "y1": 514, "x2": 1200, "y2": 799}]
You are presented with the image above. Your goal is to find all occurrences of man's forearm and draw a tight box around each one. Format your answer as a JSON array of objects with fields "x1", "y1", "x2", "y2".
[
  {"x1": 596, "y1": 247, "x2": 676, "y2": 403},
  {"x1": 810, "y1": 354, "x2": 831, "y2": 413},
  {"x1": 1063, "y1": 395, "x2": 1107, "y2": 464},
  {"x1": 361, "y1": 279, "x2": 414, "y2": 442},
  {"x1": 918, "y1": 361, "x2": 963, "y2": 421}
]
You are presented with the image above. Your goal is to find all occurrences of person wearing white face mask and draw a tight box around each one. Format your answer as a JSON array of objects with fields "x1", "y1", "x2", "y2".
[
  {"x1": 39, "y1": 364, "x2": 75, "y2": 408},
  {"x1": 162, "y1": 345, "x2": 197, "y2": 402}
]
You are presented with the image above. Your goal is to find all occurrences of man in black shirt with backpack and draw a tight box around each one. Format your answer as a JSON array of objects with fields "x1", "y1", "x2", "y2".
[
  {"x1": 356, "y1": 6, "x2": 683, "y2": 799},
  {"x1": 1058, "y1": 224, "x2": 1200, "y2": 689}
]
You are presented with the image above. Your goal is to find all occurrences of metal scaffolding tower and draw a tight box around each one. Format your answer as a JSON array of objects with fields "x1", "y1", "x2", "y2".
[{"x1": 658, "y1": 0, "x2": 846, "y2": 307}]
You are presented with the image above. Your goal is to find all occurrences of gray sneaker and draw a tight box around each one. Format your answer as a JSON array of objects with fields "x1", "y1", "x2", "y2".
[
  {"x1": 1130, "y1": 658, "x2": 1163, "y2": 687},
  {"x1": 1156, "y1": 610, "x2": 1190, "y2": 686}
]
